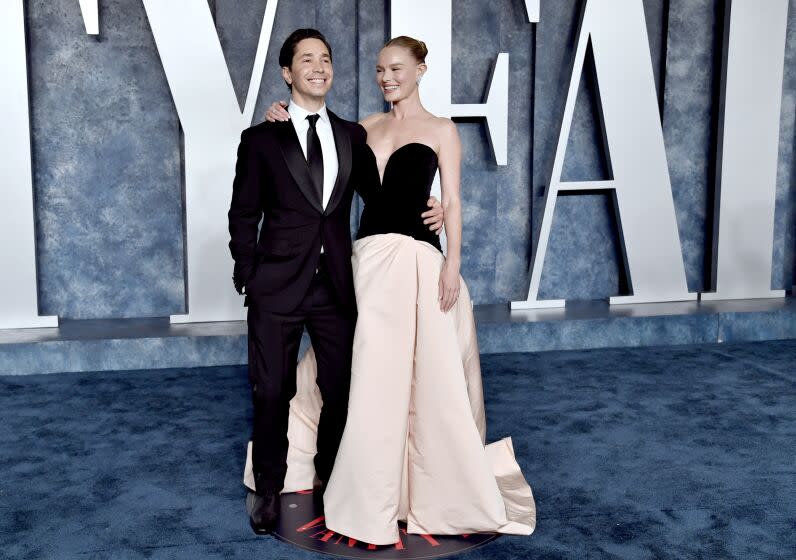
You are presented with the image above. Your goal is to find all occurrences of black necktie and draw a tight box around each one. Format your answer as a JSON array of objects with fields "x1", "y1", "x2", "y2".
[{"x1": 306, "y1": 114, "x2": 324, "y2": 206}]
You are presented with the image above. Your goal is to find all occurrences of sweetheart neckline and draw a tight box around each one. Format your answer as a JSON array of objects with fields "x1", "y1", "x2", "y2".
[{"x1": 365, "y1": 142, "x2": 438, "y2": 185}]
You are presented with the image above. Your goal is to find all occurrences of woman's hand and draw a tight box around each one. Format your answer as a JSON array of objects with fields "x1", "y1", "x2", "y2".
[
  {"x1": 264, "y1": 101, "x2": 290, "y2": 122},
  {"x1": 422, "y1": 197, "x2": 444, "y2": 235},
  {"x1": 438, "y1": 258, "x2": 461, "y2": 312}
]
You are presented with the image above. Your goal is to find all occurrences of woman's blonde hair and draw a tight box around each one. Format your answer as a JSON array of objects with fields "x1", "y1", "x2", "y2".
[{"x1": 383, "y1": 35, "x2": 428, "y2": 63}]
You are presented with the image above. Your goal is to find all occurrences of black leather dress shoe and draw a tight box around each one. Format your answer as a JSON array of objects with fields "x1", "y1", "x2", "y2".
[{"x1": 247, "y1": 490, "x2": 279, "y2": 535}]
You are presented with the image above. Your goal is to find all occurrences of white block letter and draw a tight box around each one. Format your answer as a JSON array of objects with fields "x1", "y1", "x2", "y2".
[
  {"x1": 512, "y1": 0, "x2": 694, "y2": 309},
  {"x1": 143, "y1": 0, "x2": 278, "y2": 323},
  {"x1": 701, "y1": 0, "x2": 789, "y2": 301},
  {"x1": 0, "y1": 1, "x2": 58, "y2": 329}
]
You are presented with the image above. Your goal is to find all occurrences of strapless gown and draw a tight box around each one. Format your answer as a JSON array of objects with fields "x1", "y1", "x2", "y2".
[{"x1": 244, "y1": 142, "x2": 536, "y2": 545}]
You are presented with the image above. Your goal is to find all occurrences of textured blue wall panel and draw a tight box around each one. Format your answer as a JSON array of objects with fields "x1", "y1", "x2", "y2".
[
  {"x1": 20, "y1": 0, "x2": 796, "y2": 320},
  {"x1": 477, "y1": 313, "x2": 718, "y2": 354},
  {"x1": 28, "y1": 0, "x2": 184, "y2": 319},
  {"x1": 774, "y1": 0, "x2": 796, "y2": 289},
  {"x1": 452, "y1": 0, "x2": 517, "y2": 303},
  {"x1": 317, "y1": 0, "x2": 359, "y2": 121},
  {"x1": 214, "y1": 0, "x2": 270, "y2": 111},
  {"x1": 493, "y1": 0, "x2": 535, "y2": 303},
  {"x1": 662, "y1": 0, "x2": 720, "y2": 293}
]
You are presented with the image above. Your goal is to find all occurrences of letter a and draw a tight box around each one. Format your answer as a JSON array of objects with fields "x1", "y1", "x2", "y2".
[{"x1": 513, "y1": 0, "x2": 694, "y2": 309}]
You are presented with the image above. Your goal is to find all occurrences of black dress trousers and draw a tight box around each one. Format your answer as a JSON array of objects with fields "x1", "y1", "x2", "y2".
[{"x1": 246, "y1": 257, "x2": 356, "y2": 494}]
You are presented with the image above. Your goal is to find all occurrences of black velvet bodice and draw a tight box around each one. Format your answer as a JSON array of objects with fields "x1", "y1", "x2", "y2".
[{"x1": 356, "y1": 143, "x2": 442, "y2": 252}]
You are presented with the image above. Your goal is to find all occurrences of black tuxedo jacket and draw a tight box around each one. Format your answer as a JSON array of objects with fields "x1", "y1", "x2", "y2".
[{"x1": 228, "y1": 110, "x2": 368, "y2": 313}]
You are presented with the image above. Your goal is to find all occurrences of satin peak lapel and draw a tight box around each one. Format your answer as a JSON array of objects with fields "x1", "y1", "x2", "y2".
[{"x1": 276, "y1": 121, "x2": 324, "y2": 214}]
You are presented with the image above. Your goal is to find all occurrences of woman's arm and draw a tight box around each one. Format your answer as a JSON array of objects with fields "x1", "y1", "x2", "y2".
[
  {"x1": 264, "y1": 100, "x2": 289, "y2": 121},
  {"x1": 437, "y1": 118, "x2": 462, "y2": 312}
]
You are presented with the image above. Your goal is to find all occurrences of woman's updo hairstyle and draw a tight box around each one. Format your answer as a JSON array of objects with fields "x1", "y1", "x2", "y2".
[{"x1": 383, "y1": 35, "x2": 428, "y2": 64}]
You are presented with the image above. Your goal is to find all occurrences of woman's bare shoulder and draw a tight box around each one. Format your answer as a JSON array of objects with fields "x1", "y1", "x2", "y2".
[
  {"x1": 429, "y1": 115, "x2": 457, "y2": 132},
  {"x1": 358, "y1": 112, "x2": 388, "y2": 131},
  {"x1": 428, "y1": 116, "x2": 459, "y2": 148}
]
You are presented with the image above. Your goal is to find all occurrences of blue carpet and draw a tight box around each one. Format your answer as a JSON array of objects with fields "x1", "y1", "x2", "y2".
[{"x1": 1, "y1": 340, "x2": 795, "y2": 559}]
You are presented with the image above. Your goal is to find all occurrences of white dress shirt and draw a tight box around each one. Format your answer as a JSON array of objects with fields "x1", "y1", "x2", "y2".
[{"x1": 287, "y1": 101, "x2": 338, "y2": 211}]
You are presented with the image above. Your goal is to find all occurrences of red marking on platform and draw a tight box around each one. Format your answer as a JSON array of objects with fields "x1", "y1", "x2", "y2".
[
  {"x1": 395, "y1": 535, "x2": 405, "y2": 550},
  {"x1": 311, "y1": 529, "x2": 327, "y2": 539},
  {"x1": 321, "y1": 530, "x2": 335, "y2": 542},
  {"x1": 420, "y1": 534, "x2": 440, "y2": 547},
  {"x1": 335, "y1": 535, "x2": 344, "y2": 544},
  {"x1": 297, "y1": 489, "x2": 314, "y2": 494},
  {"x1": 348, "y1": 538, "x2": 357, "y2": 548},
  {"x1": 462, "y1": 534, "x2": 470, "y2": 538},
  {"x1": 296, "y1": 515, "x2": 325, "y2": 532},
  {"x1": 367, "y1": 543, "x2": 377, "y2": 550}
]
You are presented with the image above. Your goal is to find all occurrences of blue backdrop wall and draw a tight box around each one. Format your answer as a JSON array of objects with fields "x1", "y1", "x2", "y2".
[{"x1": 25, "y1": 0, "x2": 796, "y2": 319}]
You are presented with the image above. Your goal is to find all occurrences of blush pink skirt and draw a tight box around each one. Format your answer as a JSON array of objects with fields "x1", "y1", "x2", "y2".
[{"x1": 245, "y1": 233, "x2": 536, "y2": 545}]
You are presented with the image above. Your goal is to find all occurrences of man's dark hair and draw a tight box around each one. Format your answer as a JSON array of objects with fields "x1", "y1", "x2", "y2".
[{"x1": 279, "y1": 28, "x2": 333, "y2": 91}]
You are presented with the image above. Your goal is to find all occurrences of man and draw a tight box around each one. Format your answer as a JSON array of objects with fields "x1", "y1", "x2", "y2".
[{"x1": 228, "y1": 28, "x2": 443, "y2": 535}]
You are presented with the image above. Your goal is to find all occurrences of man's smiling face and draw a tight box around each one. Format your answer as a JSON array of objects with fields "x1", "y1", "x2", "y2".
[{"x1": 282, "y1": 38, "x2": 334, "y2": 104}]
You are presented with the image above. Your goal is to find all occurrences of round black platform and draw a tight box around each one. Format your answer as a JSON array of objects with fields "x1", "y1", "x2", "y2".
[{"x1": 270, "y1": 490, "x2": 499, "y2": 559}]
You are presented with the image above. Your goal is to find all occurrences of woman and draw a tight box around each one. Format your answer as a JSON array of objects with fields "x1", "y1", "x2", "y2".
[{"x1": 252, "y1": 36, "x2": 536, "y2": 545}]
